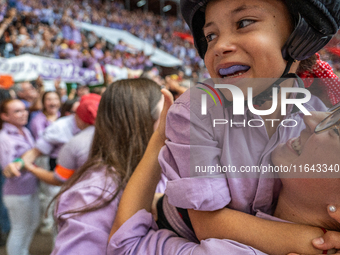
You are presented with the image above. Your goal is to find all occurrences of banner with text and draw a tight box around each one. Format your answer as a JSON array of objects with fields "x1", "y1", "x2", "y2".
[{"x1": 0, "y1": 54, "x2": 104, "y2": 85}]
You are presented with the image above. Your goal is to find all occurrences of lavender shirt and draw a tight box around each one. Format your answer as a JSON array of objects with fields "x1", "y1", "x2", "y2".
[
  {"x1": 52, "y1": 166, "x2": 122, "y2": 255},
  {"x1": 35, "y1": 115, "x2": 81, "y2": 159},
  {"x1": 29, "y1": 111, "x2": 60, "y2": 140},
  {"x1": 160, "y1": 84, "x2": 327, "y2": 215},
  {"x1": 0, "y1": 123, "x2": 38, "y2": 195}
]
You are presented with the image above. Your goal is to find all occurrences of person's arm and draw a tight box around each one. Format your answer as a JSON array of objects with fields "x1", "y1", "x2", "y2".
[
  {"x1": 188, "y1": 208, "x2": 329, "y2": 255},
  {"x1": 110, "y1": 89, "x2": 173, "y2": 234},
  {"x1": 4, "y1": 147, "x2": 42, "y2": 178},
  {"x1": 108, "y1": 210, "x2": 266, "y2": 255},
  {"x1": 24, "y1": 161, "x2": 62, "y2": 186},
  {"x1": 21, "y1": 148, "x2": 42, "y2": 164}
]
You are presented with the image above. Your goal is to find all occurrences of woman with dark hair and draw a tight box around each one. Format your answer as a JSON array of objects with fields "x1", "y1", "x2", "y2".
[
  {"x1": 50, "y1": 78, "x2": 163, "y2": 254},
  {"x1": 28, "y1": 91, "x2": 61, "y2": 233},
  {"x1": 29, "y1": 91, "x2": 61, "y2": 140}
]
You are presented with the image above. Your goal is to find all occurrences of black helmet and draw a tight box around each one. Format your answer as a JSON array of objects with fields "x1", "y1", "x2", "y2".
[
  {"x1": 181, "y1": 0, "x2": 340, "y2": 60},
  {"x1": 182, "y1": 0, "x2": 340, "y2": 106}
]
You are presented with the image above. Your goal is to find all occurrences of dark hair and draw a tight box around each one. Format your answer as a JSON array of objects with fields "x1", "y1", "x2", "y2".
[
  {"x1": 0, "y1": 99, "x2": 17, "y2": 129},
  {"x1": 41, "y1": 91, "x2": 61, "y2": 113},
  {"x1": 0, "y1": 89, "x2": 12, "y2": 105},
  {"x1": 297, "y1": 54, "x2": 318, "y2": 74},
  {"x1": 54, "y1": 78, "x2": 162, "y2": 217},
  {"x1": 60, "y1": 98, "x2": 79, "y2": 117}
]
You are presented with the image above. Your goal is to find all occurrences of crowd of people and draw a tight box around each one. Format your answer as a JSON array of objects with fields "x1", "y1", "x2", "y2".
[
  {"x1": 0, "y1": 0, "x2": 207, "y2": 79},
  {"x1": 1, "y1": 0, "x2": 340, "y2": 255}
]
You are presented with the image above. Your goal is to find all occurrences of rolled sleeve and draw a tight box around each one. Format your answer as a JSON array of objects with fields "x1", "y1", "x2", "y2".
[
  {"x1": 107, "y1": 209, "x2": 266, "y2": 255},
  {"x1": 159, "y1": 93, "x2": 230, "y2": 211},
  {"x1": 35, "y1": 137, "x2": 54, "y2": 155}
]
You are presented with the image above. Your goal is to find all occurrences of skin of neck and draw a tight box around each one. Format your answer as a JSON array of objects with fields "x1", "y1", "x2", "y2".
[
  {"x1": 253, "y1": 78, "x2": 296, "y2": 138},
  {"x1": 274, "y1": 178, "x2": 340, "y2": 231},
  {"x1": 43, "y1": 109, "x2": 59, "y2": 121}
]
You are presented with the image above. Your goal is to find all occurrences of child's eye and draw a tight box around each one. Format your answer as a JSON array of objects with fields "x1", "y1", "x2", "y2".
[
  {"x1": 205, "y1": 33, "x2": 217, "y2": 43},
  {"x1": 237, "y1": 19, "x2": 255, "y2": 29}
]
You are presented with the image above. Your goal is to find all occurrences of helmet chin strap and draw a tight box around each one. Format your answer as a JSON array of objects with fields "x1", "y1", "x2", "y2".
[{"x1": 252, "y1": 56, "x2": 305, "y2": 107}]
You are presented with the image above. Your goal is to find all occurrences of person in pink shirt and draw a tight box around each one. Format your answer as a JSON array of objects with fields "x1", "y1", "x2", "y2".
[{"x1": 50, "y1": 78, "x2": 164, "y2": 255}]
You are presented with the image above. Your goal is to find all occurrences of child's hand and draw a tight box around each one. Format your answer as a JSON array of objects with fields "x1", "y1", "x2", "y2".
[
  {"x1": 156, "y1": 88, "x2": 174, "y2": 141},
  {"x1": 309, "y1": 205, "x2": 340, "y2": 253},
  {"x1": 3, "y1": 162, "x2": 21, "y2": 178}
]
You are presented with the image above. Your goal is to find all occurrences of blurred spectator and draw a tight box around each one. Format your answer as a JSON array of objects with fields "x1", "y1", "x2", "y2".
[
  {"x1": 76, "y1": 84, "x2": 90, "y2": 99},
  {"x1": 13, "y1": 81, "x2": 38, "y2": 108},
  {"x1": 60, "y1": 98, "x2": 79, "y2": 117}
]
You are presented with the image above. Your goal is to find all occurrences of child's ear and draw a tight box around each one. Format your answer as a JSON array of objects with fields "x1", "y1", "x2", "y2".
[{"x1": 327, "y1": 204, "x2": 340, "y2": 222}]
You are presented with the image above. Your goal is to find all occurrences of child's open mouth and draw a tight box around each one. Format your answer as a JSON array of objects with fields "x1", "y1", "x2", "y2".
[
  {"x1": 291, "y1": 137, "x2": 302, "y2": 155},
  {"x1": 218, "y1": 65, "x2": 250, "y2": 78}
]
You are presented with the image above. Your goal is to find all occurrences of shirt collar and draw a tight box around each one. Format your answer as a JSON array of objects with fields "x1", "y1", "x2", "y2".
[{"x1": 2, "y1": 122, "x2": 22, "y2": 135}]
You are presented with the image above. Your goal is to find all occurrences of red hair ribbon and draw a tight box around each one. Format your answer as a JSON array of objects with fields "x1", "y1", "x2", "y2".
[{"x1": 298, "y1": 53, "x2": 340, "y2": 105}]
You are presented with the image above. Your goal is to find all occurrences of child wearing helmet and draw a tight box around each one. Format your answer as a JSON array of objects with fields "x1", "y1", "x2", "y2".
[{"x1": 109, "y1": 0, "x2": 340, "y2": 254}]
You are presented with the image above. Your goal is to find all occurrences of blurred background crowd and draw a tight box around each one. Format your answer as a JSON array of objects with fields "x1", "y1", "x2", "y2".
[{"x1": 0, "y1": 0, "x2": 209, "y2": 81}]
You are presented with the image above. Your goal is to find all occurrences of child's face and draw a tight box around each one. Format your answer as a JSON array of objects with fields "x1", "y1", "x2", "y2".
[{"x1": 203, "y1": 0, "x2": 294, "y2": 83}]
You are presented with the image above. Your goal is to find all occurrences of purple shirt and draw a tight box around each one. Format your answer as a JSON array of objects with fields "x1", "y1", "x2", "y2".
[
  {"x1": 107, "y1": 209, "x2": 266, "y2": 255},
  {"x1": 62, "y1": 25, "x2": 72, "y2": 40},
  {"x1": 29, "y1": 111, "x2": 60, "y2": 140},
  {"x1": 112, "y1": 58, "x2": 123, "y2": 68},
  {"x1": 52, "y1": 166, "x2": 122, "y2": 255},
  {"x1": 91, "y1": 48, "x2": 104, "y2": 61},
  {"x1": 65, "y1": 48, "x2": 83, "y2": 67},
  {"x1": 35, "y1": 115, "x2": 81, "y2": 158},
  {"x1": 72, "y1": 29, "x2": 82, "y2": 44},
  {"x1": 160, "y1": 84, "x2": 327, "y2": 215},
  {"x1": 0, "y1": 123, "x2": 38, "y2": 195}
]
